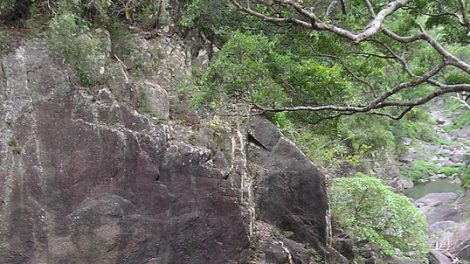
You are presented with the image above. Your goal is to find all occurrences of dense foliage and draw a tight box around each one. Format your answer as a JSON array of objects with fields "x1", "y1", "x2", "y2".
[
  {"x1": 181, "y1": 0, "x2": 470, "y2": 174},
  {"x1": 181, "y1": 28, "x2": 440, "y2": 173},
  {"x1": 331, "y1": 174, "x2": 429, "y2": 258}
]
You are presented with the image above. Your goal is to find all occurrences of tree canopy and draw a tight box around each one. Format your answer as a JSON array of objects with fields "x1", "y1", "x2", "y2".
[{"x1": 184, "y1": 0, "x2": 470, "y2": 121}]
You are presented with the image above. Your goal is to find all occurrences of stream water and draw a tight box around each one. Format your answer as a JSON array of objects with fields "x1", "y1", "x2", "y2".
[{"x1": 406, "y1": 178, "x2": 464, "y2": 199}]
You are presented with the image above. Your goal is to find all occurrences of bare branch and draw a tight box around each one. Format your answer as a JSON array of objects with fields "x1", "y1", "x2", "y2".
[
  {"x1": 325, "y1": 0, "x2": 340, "y2": 18},
  {"x1": 422, "y1": 12, "x2": 464, "y2": 25},
  {"x1": 230, "y1": 0, "x2": 412, "y2": 43},
  {"x1": 254, "y1": 83, "x2": 470, "y2": 122},
  {"x1": 459, "y1": 0, "x2": 470, "y2": 28},
  {"x1": 452, "y1": 95, "x2": 470, "y2": 110},
  {"x1": 350, "y1": 51, "x2": 394, "y2": 60},
  {"x1": 381, "y1": 27, "x2": 470, "y2": 74},
  {"x1": 364, "y1": 0, "x2": 470, "y2": 75},
  {"x1": 228, "y1": 0, "x2": 311, "y2": 27}
]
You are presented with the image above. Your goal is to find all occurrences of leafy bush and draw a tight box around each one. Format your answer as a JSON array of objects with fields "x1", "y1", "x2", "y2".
[
  {"x1": 331, "y1": 174, "x2": 429, "y2": 258},
  {"x1": 395, "y1": 108, "x2": 440, "y2": 143},
  {"x1": 46, "y1": 4, "x2": 106, "y2": 85},
  {"x1": 401, "y1": 159, "x2": 470, "y2": 182},
  {"x1": 0, "y1": 30, "x2": 6, "y2": 45},
  {"x1": 401, "y1": 159, "x2": 440, "y2": 180},
  {"x1": 444, "y1": 110, "x2": 470, "y2": 132},
  {"x1": 462, "y1": 174, "x2": 470, "y2": 189}
]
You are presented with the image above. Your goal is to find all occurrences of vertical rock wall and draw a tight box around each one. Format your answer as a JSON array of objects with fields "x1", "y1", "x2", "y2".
[{"x1": 0, "y1": 40, "x2": 249, "y2": 264}]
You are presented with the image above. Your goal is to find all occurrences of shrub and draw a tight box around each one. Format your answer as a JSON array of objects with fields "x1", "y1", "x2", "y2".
[
  {"x1": 462, "y1": 173, "x2": 470, "y2": 189},
  {"x1": 401, "y1": 159, "x2": 440, "y2": 180},
  {"x1": 444, "y1": 110, "x2": 470, "y2": 132},
  {"x1": 395, "y1": 108, "x2": 440, "y2": 143},
  {"x1": 0, "y1": 30, "x2": 6, "y2": 45},
  {"x1": 330, "y1": 174, "x2": 429, "y2": 258},
  {"x1": 47, "y1": 8, "x2": 105, "y2": 84}
]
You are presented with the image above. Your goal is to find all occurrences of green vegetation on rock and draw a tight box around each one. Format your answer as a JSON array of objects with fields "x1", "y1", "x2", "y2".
[
  {"x1": 0, "y1": 30, "x2": 6, "y2": 45},
  {"x1": 47, "y1": 9, "x2": 105, "y2": 85}
]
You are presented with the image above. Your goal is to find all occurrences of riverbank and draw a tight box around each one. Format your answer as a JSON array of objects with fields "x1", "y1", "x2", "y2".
[{"x1": 401, "y1": 98, "x2": 470, "y2": 263}]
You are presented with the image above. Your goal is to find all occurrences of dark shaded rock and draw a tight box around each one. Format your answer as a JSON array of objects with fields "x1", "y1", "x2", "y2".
[
  {"x1": 248, "y1": 118, "x2": 328, "y2": 245},
  {"x1": 384, "y1": 257, "x2": 423, "y2": 264},
  {"x1": 356, "y1": 243, "x2": 377, "y2": 262},
  {"x1": 332, "y1": 238, "x2": 354, "y2": 260},
  {"x1": 248, "y1": 118, "x2": 347, "y2": 263},
  {"x1": 440, "y1": 222, "x2": 470, "y2": 261},
  {"x1": 0, "y1": 0, "x2": 31, "y2": 24},
  {"x1": 257, "y1": 237, "x2": 290, "y2": 264},
  {"x1": 436, "y1": 119, "x2": 446, "y2": 125},
  {"x1": 256, "y1": 236, "x2": 320, "y2": 264},
  {"x1": 331, "y1": 221, "x2": 356, "y2": 261},
  {"x1": 428, "y1": 250, "x2": 452, "y2": 264},
  {"x1": 251, "y1": 222, "x2": 320, "y2": 264},
  {"x1": 0, "y1": 41, "x2": 249, "y2": 263}
]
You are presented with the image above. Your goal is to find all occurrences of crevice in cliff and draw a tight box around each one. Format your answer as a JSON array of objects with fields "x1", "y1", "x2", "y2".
[{"x1": 247, "y1": 132, "x2": 268, "y2": 150}]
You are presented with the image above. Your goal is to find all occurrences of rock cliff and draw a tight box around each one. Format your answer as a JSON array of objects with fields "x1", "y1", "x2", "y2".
[
  {"x1": 0, "y1": 39, "x2": 250, "y2": 263},
  {"x1": 0, "y1": 32, "x2": 336, "y2": 263}
]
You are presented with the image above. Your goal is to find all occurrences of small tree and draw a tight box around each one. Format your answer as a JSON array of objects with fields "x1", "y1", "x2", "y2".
[{"x1": 330, "y1": 174, "x2": 429, "y2": 258}]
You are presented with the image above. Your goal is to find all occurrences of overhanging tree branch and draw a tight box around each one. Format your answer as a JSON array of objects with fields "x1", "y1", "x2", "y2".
[
  {"x1": 229, "y1": 0, "x2": 412, "y2": 42},
  {"x1": 253, "y1": 83, "x2": 470, "y2": 121},
  {"x1": 226, "y1": 0, "x2": 470, "y2": 121}
]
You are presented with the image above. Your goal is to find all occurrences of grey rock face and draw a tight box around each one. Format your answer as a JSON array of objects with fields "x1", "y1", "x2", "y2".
[
  {"x1": 416, "y1": 193, "x2": 459, "y2": 208},
  {"x1": 248, "y1": 118, "x2": 328, "y2": 246},
  {"x1": 390, "y1": 176, "x2": 414, "y2": 192},
  {"x1": 106, "y1": 62, "x2": 132, "y2": 102},
  {"x1": 415, "y1": 191, "x2": 470, "y2": 262},
  {"x1": 247, "y1": 118, "x2": 345, "y2": 263},
  {"x1": 135, "y1": 81, "x2": 170, "y2": 119},
  {"x1": 439, "y1": 222, "x2": 470, "y2": 261},
  {"x1": 428, "y1": 250, "x2": 453, "y2": 264},
  {"x1": 0, "y1": 41, "x2": 248, "y2": 264}
]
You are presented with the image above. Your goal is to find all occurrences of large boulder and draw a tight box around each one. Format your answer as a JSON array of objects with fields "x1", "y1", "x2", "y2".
[
  {"x1": 135, "y1": 81, "x2": 170, "y2": 119},
  {"x1": 439, "y1": 222, "x2": 470, "y2": 261},
  {"x1": 390, "y1": 176, "x2": 414, "y2": 192},
  {"x1": 0, "y1": 40, "x2": 249, "y2": 263},
  {"x1": 247, "y1": 118, "x2": 347, "y2": 263},
  {"x1": 428, "y1": 250, "x2": 453, "y2": 264}
]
